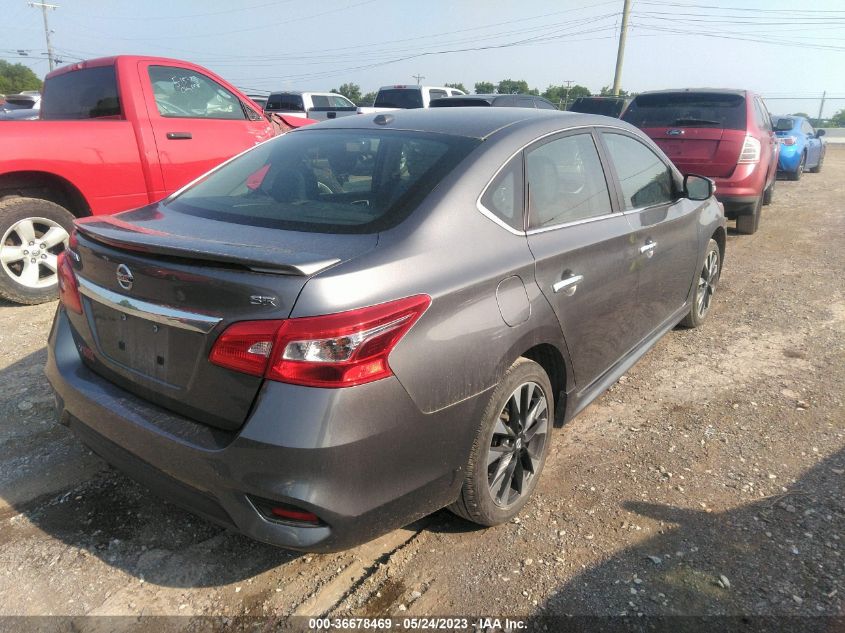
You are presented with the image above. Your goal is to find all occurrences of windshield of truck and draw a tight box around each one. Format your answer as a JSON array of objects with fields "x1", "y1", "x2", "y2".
[
  {"x1": 41, "y1": 66, "x2": 121, "y2": 120},
  {"x1": 623, "y1": 92, "x2": 747, "y2": 129},
  {"x1": 374, "y1": 89, "x2": 424, "y2": 109},
  {"x1": 167, "y1": 129, "x2": 479, "y2": 234}
]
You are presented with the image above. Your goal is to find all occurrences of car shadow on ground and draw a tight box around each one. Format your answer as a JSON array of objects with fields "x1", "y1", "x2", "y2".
[
  {"x1": 540, "y1": 447, "x2": 844, "y2": 619},
  {"x1": 0, "y1": 348, "x2": 299, "y2": 588}
]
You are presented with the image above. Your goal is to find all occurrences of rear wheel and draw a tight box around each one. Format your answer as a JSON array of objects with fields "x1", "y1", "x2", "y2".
[
  {"x1": 0, "y1": 197, "x2": 74, "y2": 304},
  {"x1": 735, "y1": 196, "x2": 762, "y2": 235},
  {"x1": 788, "y1": 153, "x2": 805, "y2": 181},
  {"x1": 449, "y1": 358, "x2": 553, "y2": 526},
  {"x1": 762, "y1": 176, "x2": 775, "y2": 205},
  {"x1": 679, "y1": 239, "x2": 720, "y2": 329}
]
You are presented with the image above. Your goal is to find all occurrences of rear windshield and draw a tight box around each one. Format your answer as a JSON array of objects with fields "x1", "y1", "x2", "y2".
[
  {"x1": 374, "y1": 89, "x2": 424, "y2": 109},
  {"x1": 430, "y1": 98, "x2": 490, "y2": 108},
  {"x1": 622, "y1": 92, "x2": 746, "y2": 130},
  {"x1": 167, "y1": 129, "x2": 479, "y2": 234},
  {"x1": 266, "y1": 93, "x2": 303, "y2": 112},
  {"x1": 569, "y1": 98, "x2": 626, "y2": 117},
  {"x1": 771, "y1": 116, "x2": 796, "y2": 131},
  {"x1": 41, "y1": 66, "x2": 121, "y2": 120}
]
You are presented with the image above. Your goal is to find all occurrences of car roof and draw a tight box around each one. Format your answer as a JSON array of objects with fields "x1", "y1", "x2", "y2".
[
  {"x1": 634, "y1": 88, "x2": 749, "y2": 97},
  {"x1": 295, "y1": 107, "x2": 634, "y2": 140}
]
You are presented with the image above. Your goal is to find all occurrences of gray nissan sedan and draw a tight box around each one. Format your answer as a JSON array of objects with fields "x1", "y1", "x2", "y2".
[{"x1": 47, "y1": 108, "x2": 725, "y2": 551}]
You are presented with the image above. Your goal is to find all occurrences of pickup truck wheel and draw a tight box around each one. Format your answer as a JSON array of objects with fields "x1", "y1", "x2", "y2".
[
  {"x1": 679, "y1": 239, "x2": 720, "y2": 329},
  {"x1": 735, "y1": 197, "x2": 762, "y2": 235},
  {"x1": 0, "y1": 197, "x2": 74, "y2": 305},
  {"x1": 449, "y1": 358, "x2": 553, "y2": 526}
]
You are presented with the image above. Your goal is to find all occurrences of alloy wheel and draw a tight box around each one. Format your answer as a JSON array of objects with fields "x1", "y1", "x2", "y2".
[
  {"x1": 697, "y1": 249, "x2": 719, "y2": 318},
  {"x1": 0, "y1": 217, "x2": 69, "y2": 290},
  {"x1": 487, "y1": 381, "x2": 549, "y2": 508}
]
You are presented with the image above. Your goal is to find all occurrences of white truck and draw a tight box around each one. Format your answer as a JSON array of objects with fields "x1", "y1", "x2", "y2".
[
  {"x1": 264, "y1": 91, "x2": 358, "y2": 121},
  {"x1": 356, "y1": 85, "x2": 466, "y2": 115}
]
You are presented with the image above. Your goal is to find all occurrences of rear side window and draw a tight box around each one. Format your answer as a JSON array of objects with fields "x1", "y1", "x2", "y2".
[
  {"x1": 480, "y1": 156, "x2": 524, "y2": 230},
  {"x1": 148, "y1": 66, "x2": 246, "y2": 120},
  {"x1": 602, "y1": 133, "x2": 675, "y2": 209},
  {"x1": 41, "y1": 66, "x2": 121, "y2": 120},
  {"x1": 535, "y1": 98, "x2": 557, "y2": 110},
  {"x1": 167, "y1": 129, "x2": 479, "y2": 234},
  {"x1": 518, "y1": 97, "x2": 536, "y2": 109},
  {"x1": 622, "y1": 92, "x2": 747, "y2": 130},
  {"x1": 375, "y1": 89, "x2": 424, "y2": 109},
  {"x1": 527, "y1": 133, "x2": 612, "y2": 229}
]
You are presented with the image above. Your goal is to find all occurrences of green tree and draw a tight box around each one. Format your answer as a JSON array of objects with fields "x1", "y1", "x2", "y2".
[
  {"x1": 330, "y1": 83, "x2": 362, "y2": 104},
  {"x1": 445, "y1": 82, "x2": 467, "y2": 93},
  {"x1": 599, "y1": 85, "x2": 630, "y2": 97},
  {"x1": 791, "y1": 112, "x2": 810, "y2": 118},
  {"x1": 542, "y1": 84, "x2": 591, "y2": 109},
  {"x1": 474, "y1": 81, "x2": 495, "y2": 94},
  {"x1": 831, "y1": 109, "x2": 845, "y2": 127},
  {"x1": 359, "y1": 91, "x2": 377, "y2": 107},
  {"x1": 497, "y1": 79, "x2": 538, "y2": 95},
  {"x1": 0, "y1": 61, "x2": 42, "y2": 95}
]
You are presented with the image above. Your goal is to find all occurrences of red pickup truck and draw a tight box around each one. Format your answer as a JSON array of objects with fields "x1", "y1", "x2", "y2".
[{"x1": 0, "y1": 55, "x2": 310, "y2": 304}]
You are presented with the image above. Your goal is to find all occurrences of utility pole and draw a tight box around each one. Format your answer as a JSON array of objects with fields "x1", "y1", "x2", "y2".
[
  {"x1": 412, "y1": 74, "x2": 425, "y2": 86},
  {"x1": 611, "y1": 0, "x2": 631, "y2": 97},
  {"x1": 817, "y1": 90, "x2": 827, "y2": 122},
  {"x1": 562, "y1": 79, "x2": 574, "y2": 110},
  {"x1": 28, "y1": 2, "x2": 59, "y2": 72}
]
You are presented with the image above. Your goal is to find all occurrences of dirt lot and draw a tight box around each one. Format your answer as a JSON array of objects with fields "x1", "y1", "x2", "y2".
[{"x1": 0, "y1": 151, "x2": 842, "y2": 627}]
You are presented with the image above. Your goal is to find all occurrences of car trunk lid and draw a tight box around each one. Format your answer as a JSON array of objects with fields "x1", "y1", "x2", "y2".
[
  {"x1": 643, "y1": 127, "x2": 745, "y2": 178},
  {"x1": 69, "y1": 208, "x2": 377, "y2": 430}
]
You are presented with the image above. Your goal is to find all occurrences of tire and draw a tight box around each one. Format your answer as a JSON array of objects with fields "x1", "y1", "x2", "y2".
[
  {"x1": 808, "y1": 151, "x2": 824, "y2": 174},
  {"x1": 788, "y1": 153, "x2": 805, "y2": 181},
  {"x1": 0, "y1": 197, "x2": 74, "y2": 305},
  {"x1": 679, "y1": 238, "x2": 721, "y2": 329},
  {"x1": 762, "y1": 176, "x2": 775, "y2": 205},
  {"x1": 735, "y1": 196, "x2": 762, "y2": 235},
  {"x1": 449, "y1": 357, "x2": 553, "y2": 526}
]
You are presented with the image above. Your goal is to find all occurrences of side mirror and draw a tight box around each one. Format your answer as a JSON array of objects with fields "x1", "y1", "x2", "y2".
[
  {"x1": 816, "y1": 128, "x2": 826, "y2": 137},
  {"x1": 684, "y1": 174, "x2": 714, "y2": 201},
  {"x1": 774, "y1": 118, "x2": 794, "y2": 132}
]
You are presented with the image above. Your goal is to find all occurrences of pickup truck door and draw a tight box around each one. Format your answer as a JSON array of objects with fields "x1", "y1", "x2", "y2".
[{"x1": 137, "y1": 61, "x2": 274, "y2": 197}]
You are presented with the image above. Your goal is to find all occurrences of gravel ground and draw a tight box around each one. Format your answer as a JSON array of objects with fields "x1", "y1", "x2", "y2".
[{"x1": 0, "y1": 151, "x2": 842, "y2": 627}]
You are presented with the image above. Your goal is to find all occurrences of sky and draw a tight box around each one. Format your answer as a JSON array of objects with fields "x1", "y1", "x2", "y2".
[{"x1": 3, "y1": 0, "x2": 845, "y2": 117}]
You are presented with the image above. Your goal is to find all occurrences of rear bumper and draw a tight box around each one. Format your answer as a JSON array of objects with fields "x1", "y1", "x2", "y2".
[
  {"x1": 777, "y1": 145, "x2": 802, "y2": 172},
  {"x1": 46, "y1": 307, "x2": 482, "y2": 552}
]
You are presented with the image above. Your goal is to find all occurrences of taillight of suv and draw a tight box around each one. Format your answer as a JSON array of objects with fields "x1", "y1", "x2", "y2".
[
  {"x1": 210, "y1": 295, "x2": 431, "y2": 388},
  {"x1": 738, "y1": 136, "x2": 761, "y2": 163}
]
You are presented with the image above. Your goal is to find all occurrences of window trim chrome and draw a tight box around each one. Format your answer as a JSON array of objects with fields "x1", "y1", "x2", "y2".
[{"x1": 77, "y1": 277, "x2": 222, "y2": 334}]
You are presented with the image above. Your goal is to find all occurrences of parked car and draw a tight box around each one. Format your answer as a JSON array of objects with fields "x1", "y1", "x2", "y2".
[
  {"x1": 1, "y1": 92, "x2": 41, "y2": 112},
  {"x1": 622, "y1": 89, "x2": 778, "y2": 234},
  {"x1": 772, "y1": 115, "x2": 826, "y2": 180},
  {"x1": 264, "y1": 91, "x2": 357, "y2": 121},
  {"x1": 430, "y1": 94, "x2": 557, "y2": 109},
  {"x1": 47, "y1": 108, "x2": 725, "y2": 552},
  {"x1": 568, "y1": 96, "x2": 629, "y2": 117},
  {"x1": 0, "y1": 55, "x2": 315, "y2": 305},
  {"x1": 356, "y1": 85, "x2": 466, "y2": 115}
]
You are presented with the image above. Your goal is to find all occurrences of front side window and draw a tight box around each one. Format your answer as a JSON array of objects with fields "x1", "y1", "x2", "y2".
[
  {"x1": 41, "y1": 66, "x2": 121, "y2": 120},
  {"x1": 167, "y1": 129, "x2": 479, "y2": 234},
  {"x1": 526, "y1": 133, "x2": 612, "y2": 229},
  {"x1": 428, "y1": 89, "x2": 448, "y2": 101},
  {"x1": 602, "y1": 133, "x2": 675, "y2": 209},
  {"x1": 330, "y1": 95, "x2": 355, "y2": 108},
  {"x1": 148, "y1": 66, "x2": 245, "y2": 119},
  {"x1": 480, "y1": 156, "x2": 524, "y2": 230}
]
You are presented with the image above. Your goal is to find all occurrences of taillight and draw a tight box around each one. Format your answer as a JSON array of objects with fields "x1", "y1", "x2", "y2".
[
  {"x1": 57, "y1": 251, "x2": 82, "y2": 314},
  {"x1": 209, "y1": 295, "x2": 431, "y2": 388},
  {"x1": 738, "y1": 136, "x2": 761, "y2": 163},
  {"x1": 779, "y1": 136, "x2": 797, "y2": 146}
]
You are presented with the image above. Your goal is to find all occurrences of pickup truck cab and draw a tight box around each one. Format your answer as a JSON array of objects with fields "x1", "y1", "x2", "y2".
[
  {"x1": 0, "y1": 55, "x2": 281, "y2": 304},
  {"x1": 264, "y1": 91, "x2": 357, "y2": 121},
  {"x1": 357, "y1": 85, "x2": 466, "y2": 115}
]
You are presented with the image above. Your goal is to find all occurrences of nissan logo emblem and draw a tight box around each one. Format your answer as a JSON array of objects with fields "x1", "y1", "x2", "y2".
[{"x1": 116, "y1": 264, "x2": 134, "y2": 290}]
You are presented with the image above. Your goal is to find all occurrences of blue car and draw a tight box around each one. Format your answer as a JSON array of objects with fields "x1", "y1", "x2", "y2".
[{"x1": 772, "y1": 115, "x2": 826, "y2": 180}]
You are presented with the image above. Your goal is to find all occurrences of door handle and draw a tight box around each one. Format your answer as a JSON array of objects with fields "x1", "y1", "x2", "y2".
[
  {"x1": 166, "y1": 132, "x2": 193, "y2": 140},
  {"x1": 553, "y1": 274, "x2": 583, "y2": 295},
  {"x1": 639, "y1": 240, "x2": 657, "y2": 257}
]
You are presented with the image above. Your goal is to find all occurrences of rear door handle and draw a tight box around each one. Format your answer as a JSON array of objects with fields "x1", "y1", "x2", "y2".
[
  {"x1": 553, "y1": 274, "x2": 583, "y2": 295},
  {"x1": 166, "y1": 132, "x2": 192, "y2": 140},
  {"x1": 640, "y1": 240, "x2": 657, "y2": 257}
]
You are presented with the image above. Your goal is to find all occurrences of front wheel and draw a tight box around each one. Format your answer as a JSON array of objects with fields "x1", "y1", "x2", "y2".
[
  {"x1": 0, "y1": 197, "x2": 74, "y2": 304},
  {"x1": 679, "y1": 238, "x2": 721, "y2": 328},
  {"x1": 808, "y1": 151, "x2": 824, "y2": 174},
  {"x1": 449, "y1": 358, "x2": 553, "y2": 526}
]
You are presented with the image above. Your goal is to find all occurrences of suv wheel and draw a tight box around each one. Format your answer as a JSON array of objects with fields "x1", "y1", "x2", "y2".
[
  {"x1": 762, "y1": 177, "x2": 775, "y2": 205},
  {"x1": 735, "y1": 196, "x2": 761, "y2": 235},
  {"x1": 450, "y1": 358, "x2": 553, "y2": 526},
  {"x1": 680, "y1": 239, "x2": 721, "y2": 328}
]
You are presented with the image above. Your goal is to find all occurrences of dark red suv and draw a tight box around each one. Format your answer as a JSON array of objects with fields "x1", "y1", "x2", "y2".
[{"x1": 622, "y1": 89, "x2": 778, "y2": 234}]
